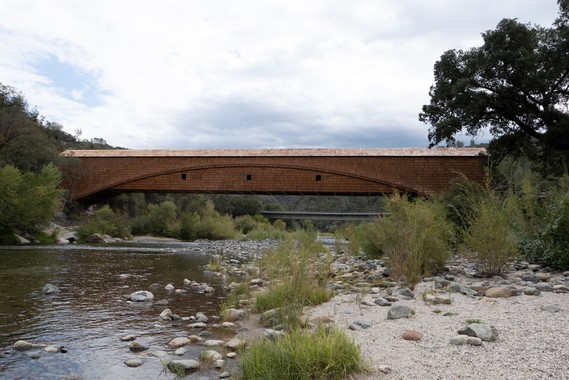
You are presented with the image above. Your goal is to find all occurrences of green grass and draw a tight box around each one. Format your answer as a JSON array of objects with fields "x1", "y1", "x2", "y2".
[{"x1": 239, "y1": 326, "x2": 367, "y2": 380}]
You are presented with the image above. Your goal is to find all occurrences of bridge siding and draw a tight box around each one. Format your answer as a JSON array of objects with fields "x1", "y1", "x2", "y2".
[{"x1": 61, "y1": 151, "x2": 486, "y2": 200}]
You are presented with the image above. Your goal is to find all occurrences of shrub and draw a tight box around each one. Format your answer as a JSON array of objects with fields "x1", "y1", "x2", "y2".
[
  {"x1": 76, "y1": 205, "x2": 131, "y2": 241},
  {"x1": 0, "y1": 164, "x2": 63, "y2": 236},
  {"x1": 239, "y1": 325, "x2": 366, "y2": 380},
  {"x1": 460, "y1": 197, "x2": 519, "y2": 275},
  {"x1": 363, "y1": 194, "x2": 453, "y2": 285},
  {"x1": 130, "y1": 200, "x2": 179, "y2": 237},
  {"x1": 520, "y1": 175, "x2": 569, "y2": 269}
]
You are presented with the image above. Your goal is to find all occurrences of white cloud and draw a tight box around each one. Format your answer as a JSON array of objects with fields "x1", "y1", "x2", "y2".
[{"x1": 0, "y1": 0, "x2": 561, "y2": 149}]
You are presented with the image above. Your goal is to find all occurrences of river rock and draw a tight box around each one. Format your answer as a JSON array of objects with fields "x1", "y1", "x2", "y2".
[
  {"x1": 541, "y1": 304, "x2": 561, "y2": 313},
  {"x1": 165, "y1": 284, "x2": 175, "y2": 291},
  {"x1": 43, "y1": 345, "x2": 60, "y2": 353},
  {"x1": 129, "y1": 341, "x2": 149, "y2": 352},
  {"x1": 124, "y1": 359, "x2": 144, "y2": 367},
  {"x1": 553, "y1": 285, "x2": 569, "y2": 293},
  {"x1": 202, "y1": 339, "x2": 224, "y2": 347},
  {"x1": 85, "y1": 233, "x2": 105, "y2": 243},
  {"x1": 174, "y1": 347, "x2": 186, "y2": 356},
  {"x1": 159, "y1": 308, "x2": 173, "y2": 320},
  {"x1": 200, "y1": 350, "x2": 223, "y2": 361},
  {"x1": 387, "y1": 303, "x2": 412, "y2": 319},
  {"x1": 188, "y1": 322, "x2": 207, "y2": 329},
  {"x1": 458, "y1": 324, "x2": 498, "y2": 342},
  {"x1": 128, "y1": 290, "x2": 154, "y2": 302},
  {"x1": 374, "y1": 297, "x2": 392, "y2": 306},
  {"x1": 225, "y1": 338, "x2": 246, "y2": 350},
  {"x1": 401, "y1": 330, "x2": 423, "y2": 341},
  {"x1": 168, "y1": 337, "x2": 191, "y2": 348},
  {"x1": 195, "y1": 312, "x2": 208, "y2": 323},
  {"x1": 120, "y1": 335, "x2": 137, "y2": 342},
  {"x1": 219, "y1": 371, "x2": 232, "y2": 378},
  {"x1": 485, "y1": 287, "x2": 518, "y2": 298},
  {"x1": 535, "y1": 283, "x2": 553, "y2": 292},
  {"x1": 42, "y1": 284, "x2": 60, "y2": 295},
  {"x1": 169, "y1": 359, "x2": 200, "y2": 371},
  {"x1": 26, "y1": 351, "x2": 42, "y2": 359},
  {"x1": 222, "y1": 308, "x2": 247, "y2": 321},
  {"x1": 520, "y1": 286, "x2": 540, "y2": 296},
  {"x1": 396, "y1": 287, "x2": 415, "y2": 299},
  {"x1": 13, "y1": 340, "x2": 44, "y2": 351}
]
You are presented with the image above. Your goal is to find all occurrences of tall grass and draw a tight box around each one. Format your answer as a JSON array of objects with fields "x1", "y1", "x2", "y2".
[
  {"x1": 255, "y1": 235, "x2": 332, "y2": 329},
  {"x1": 363, "y1": 194, "x2": 453, "y2": 285},
  {"x1": 239, "y1": 325, "x2": 366, "y2": 380},
  {"x1": 460, "y1": 196, "x2": 519, "y2": 275}
]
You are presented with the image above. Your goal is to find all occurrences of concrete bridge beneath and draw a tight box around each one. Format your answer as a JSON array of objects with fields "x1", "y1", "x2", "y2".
[{"x1": 59, "y1": 147, "x2": 487, "y2": 202}]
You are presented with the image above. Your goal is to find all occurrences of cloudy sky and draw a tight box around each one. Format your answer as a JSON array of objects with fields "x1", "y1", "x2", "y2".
[{"x1": 0, "y1": 1, "x2": 561, "y2": 149}]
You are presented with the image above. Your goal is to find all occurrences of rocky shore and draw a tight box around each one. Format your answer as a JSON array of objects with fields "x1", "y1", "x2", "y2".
[
  {"x1": 304, "y1": 254, "x2": 569, "y2": 379},
  {"x1": 8, "y1": 238, "x2": 569, "y2": 379}
]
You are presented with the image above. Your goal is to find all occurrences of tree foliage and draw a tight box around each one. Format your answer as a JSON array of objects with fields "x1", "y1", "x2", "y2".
[
  {"x1": 0, "y1": 164, "x2": 64, "y2": 235},
  {"x1": 420, "y1": 1, "x2": 569, "y2": 172}
]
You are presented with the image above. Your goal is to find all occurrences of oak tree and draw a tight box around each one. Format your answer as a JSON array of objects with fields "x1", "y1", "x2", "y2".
[{"x1": 420, "y1": 1, "x2": 569, "y2": 171}]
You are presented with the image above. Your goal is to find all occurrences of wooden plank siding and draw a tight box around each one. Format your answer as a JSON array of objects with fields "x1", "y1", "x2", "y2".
[{"x1": 59, "y1": 148, "x2": 487, "y2": 201}]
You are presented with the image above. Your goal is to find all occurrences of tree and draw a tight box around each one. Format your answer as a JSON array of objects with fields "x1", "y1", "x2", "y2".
[
  {"x1": 0, "y1": 164, "x2": 64, "y2": 237},
  {"x1": 0, "y1": 84, "x2": 60, "y2": 171},
  {"x1": 419, "y1": 1, "x2": 569, "y2": 172}
]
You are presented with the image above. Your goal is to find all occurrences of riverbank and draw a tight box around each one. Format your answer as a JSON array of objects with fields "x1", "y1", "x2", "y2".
[{"x1": 302, "y1": 256, "x2": 569, "y2": 379}]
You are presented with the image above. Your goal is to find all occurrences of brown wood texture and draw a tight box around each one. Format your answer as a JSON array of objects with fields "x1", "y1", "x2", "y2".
[{"x1": 60, "y1": 148, "x2": 487, "y2": 201}]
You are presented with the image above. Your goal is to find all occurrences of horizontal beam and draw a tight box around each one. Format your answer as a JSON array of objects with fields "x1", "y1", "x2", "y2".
[{"x1": 261, "y1": 211, "x2": 387, "y2": 221}]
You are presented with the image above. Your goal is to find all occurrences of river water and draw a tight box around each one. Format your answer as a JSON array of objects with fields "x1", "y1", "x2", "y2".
[{"x1": 0, "y1": 242, "x2": 238, "y2": 380}]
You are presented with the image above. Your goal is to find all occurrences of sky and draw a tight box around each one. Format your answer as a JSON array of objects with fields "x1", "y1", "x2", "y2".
[{"x1": 0, "y1": 1, "x2": 562, "y2": 150}]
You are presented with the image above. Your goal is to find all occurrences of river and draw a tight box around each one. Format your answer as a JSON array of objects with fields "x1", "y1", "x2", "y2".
[{"x1": 0, "y1": 241, "x2": 250, "y2": 380}]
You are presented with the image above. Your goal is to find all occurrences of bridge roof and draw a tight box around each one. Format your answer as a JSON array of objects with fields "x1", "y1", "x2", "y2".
[{"x1": 62, "y1": 147, "x2": 486, "y2": 158}]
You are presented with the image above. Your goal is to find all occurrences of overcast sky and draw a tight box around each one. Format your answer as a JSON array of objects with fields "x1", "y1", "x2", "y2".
[{"x1": 0, "y1": 1, "x2": 561, "y2": 149}]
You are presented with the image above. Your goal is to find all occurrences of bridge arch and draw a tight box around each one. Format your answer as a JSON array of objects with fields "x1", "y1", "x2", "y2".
[{"x1": 60, "y1": 148, "x2": 486, "y2": 201}]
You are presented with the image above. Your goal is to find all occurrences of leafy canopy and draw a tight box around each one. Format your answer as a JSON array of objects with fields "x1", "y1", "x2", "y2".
[{"x1": 420, "y1": 1, "x2": 569, "y2": 170}]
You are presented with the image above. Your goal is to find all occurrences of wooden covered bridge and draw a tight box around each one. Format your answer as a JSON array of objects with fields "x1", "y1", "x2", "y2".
[{"x1": 59, "y1": 147, "x2": 487, "y2": 201}]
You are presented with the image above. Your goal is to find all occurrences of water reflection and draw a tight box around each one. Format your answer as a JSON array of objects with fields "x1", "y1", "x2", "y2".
[{"x1": 0, "y1": 243, "x2": 229, "y2": 379}]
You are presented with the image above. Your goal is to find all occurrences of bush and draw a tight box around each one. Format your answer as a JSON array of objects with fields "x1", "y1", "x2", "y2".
[
  {"x1": 76, "y1": 205, "x2": 131, "y2": 240},
  {"x1": 363, "y1": 194, "x2": 453, "y2": 285},
  {"x1": 520, "y1": 175, "x2": 569, "y2": 269},
  {"x1": 130, "y1": 200, "x2": 179, "y2": 237},
  {"x1": 460, "y1": 197, "x2": 519, "y2": 275},
  {"x1": 0, "y1": 164, "x2": 63, "y2": 237},
  {"x1": 239, "y1": 326, "x2": 366, "y2": 380}
]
